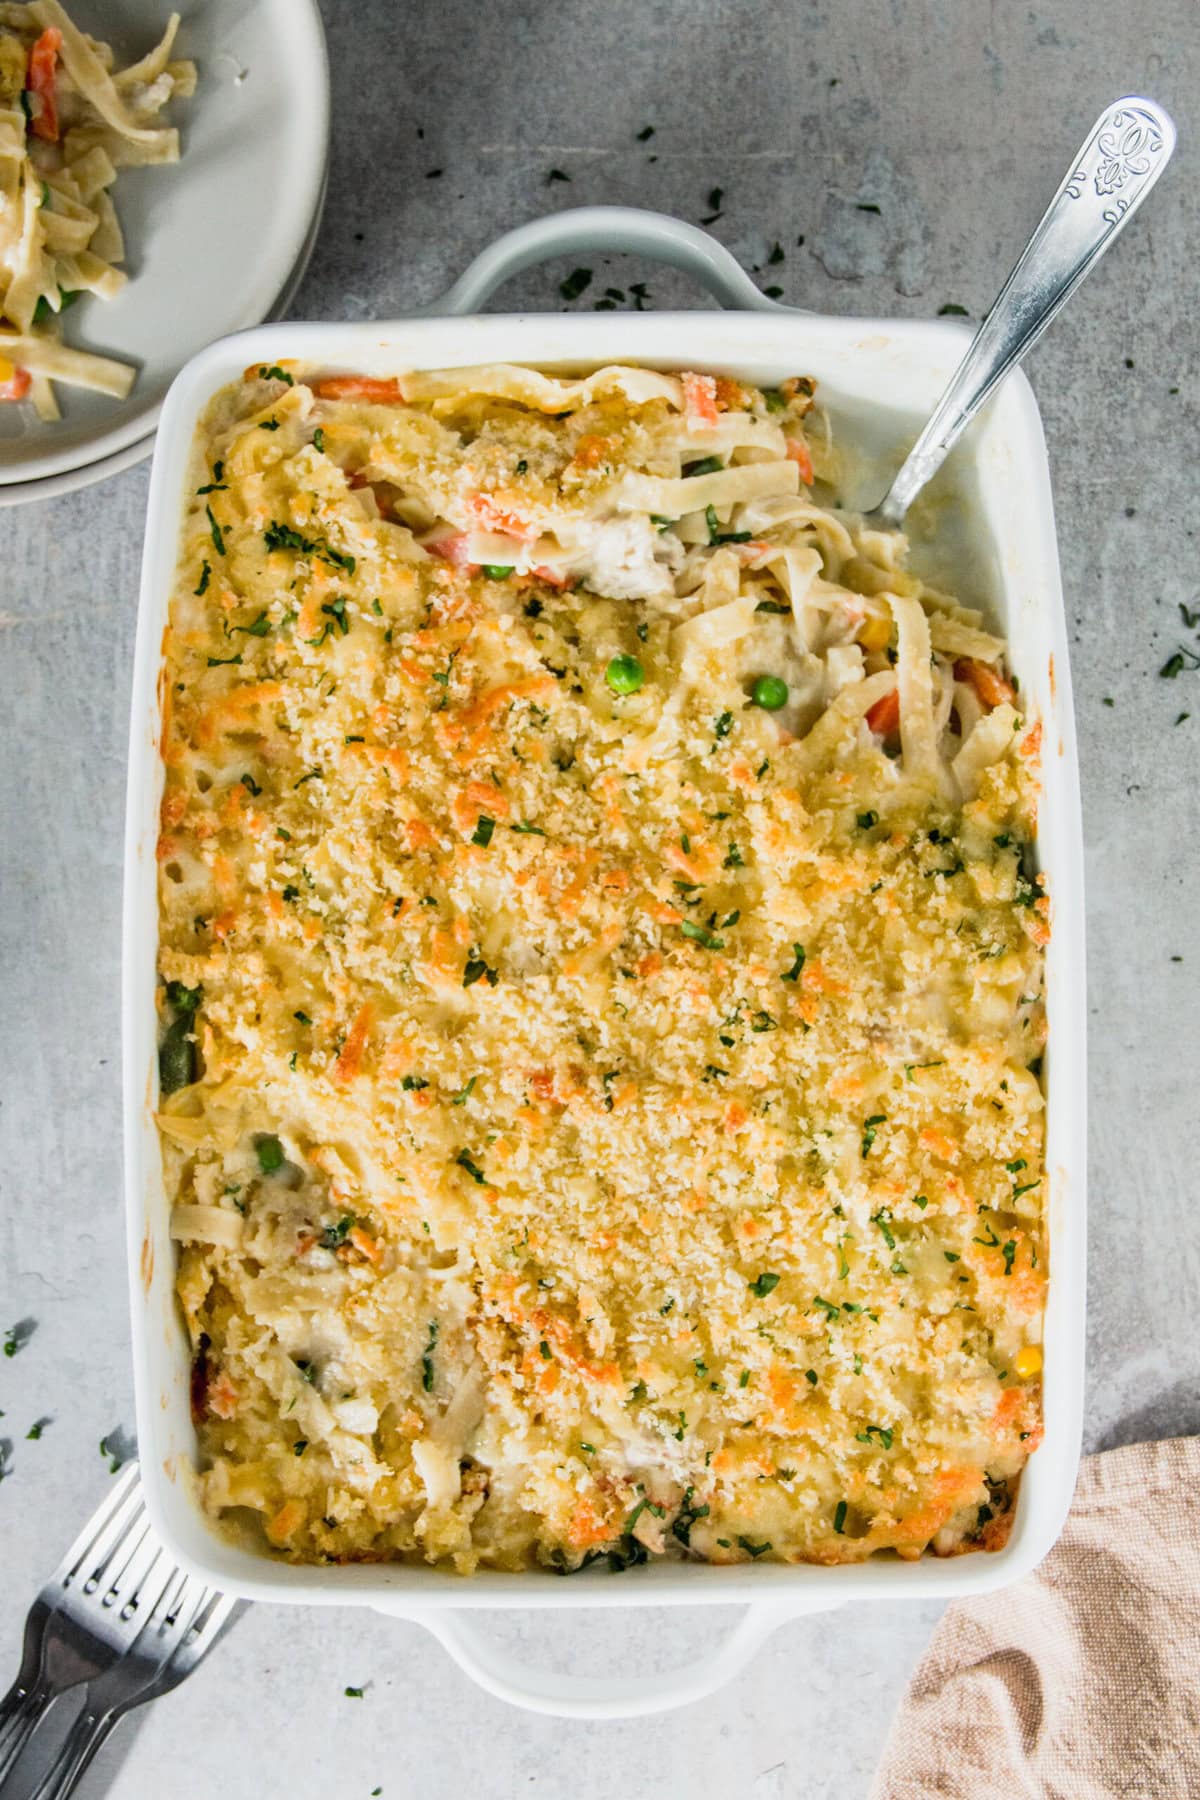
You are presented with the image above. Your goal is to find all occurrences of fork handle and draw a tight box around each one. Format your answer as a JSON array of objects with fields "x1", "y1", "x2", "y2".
[
  {"x1": 0, "y1": 1677, "x2": 61, "y2": 1787},
  {"x1": 21, "y1": 1701, "x2": 119, "y2": 1800}
]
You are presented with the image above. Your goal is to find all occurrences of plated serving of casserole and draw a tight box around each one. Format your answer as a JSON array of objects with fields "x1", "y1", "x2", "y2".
[{"x1": 155, "y1": 358, "x2": 1048, "y2": 1575}]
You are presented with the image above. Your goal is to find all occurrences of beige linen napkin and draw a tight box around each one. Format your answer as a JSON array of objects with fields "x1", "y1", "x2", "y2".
[{"x1": 871, "y1": 1438, "x2": 1200, "y2": 1800}]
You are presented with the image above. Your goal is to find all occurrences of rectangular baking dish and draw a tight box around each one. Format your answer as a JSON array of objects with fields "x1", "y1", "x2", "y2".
[{"x1": 123, "y1": 206, "x2": 1087, "y2": 1718}]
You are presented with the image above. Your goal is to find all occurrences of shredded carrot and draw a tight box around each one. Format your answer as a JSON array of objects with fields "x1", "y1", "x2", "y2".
[
  {"x1": 785, "y1": 436, "x2": 814, "y2": 484},
  {"x1": 334, "y1": 1002, "x2": 373, "y2": 1082}
]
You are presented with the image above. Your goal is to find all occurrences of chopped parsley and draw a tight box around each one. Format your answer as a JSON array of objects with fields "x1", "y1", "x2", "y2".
[
  {"x1": 861, "y1": 1114, "x2": 886, "y2": 1157},
  {"x1": 462, "y1": 956, "x2": 498, "y2": 988},
  {"x1": 781, "y1": 943, "x2": 806, "y2": 981},
  {"x1": 749, "y1": 1272, "x2": 780, "y2": 1298},
  {"x1": 855, "y1": 1424, "x2": 893, "y2": 1450},
  {"x1": 471, "y1": 815, "x2": 495, "y2": 848},
  {"x1": 421, "y1": 1320, "x2": 439, "y2": 1390},
  {"x1": 559, "y1": 267, "x2": 592, "y2": 301},
  {"x1": 258, "y1": 365, "x2": 294, "y2": 385},
  {"x1": 206, "y1": 505, "x2": 225, "y2": 555},
  {"x1": 455, "y1": 1150, "x2": 487, "y2": 1185},
  {"x1": 680, "y1": 919, "x2": 724, "y2": 950},
  {"x1": 194, "y1": 560, "x2": 211, "y2": 595},
  {"x1": 833, "y1": 1500, "x2": 848, "y2": 1534},
  {"x1": 263, "y1": 520, "x2": 355, "y2": 575}
]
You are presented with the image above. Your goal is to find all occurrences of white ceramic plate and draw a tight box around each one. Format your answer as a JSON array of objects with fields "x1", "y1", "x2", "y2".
[{"x1": 0, "y1": 0, "x2": 328, "y2": 493}]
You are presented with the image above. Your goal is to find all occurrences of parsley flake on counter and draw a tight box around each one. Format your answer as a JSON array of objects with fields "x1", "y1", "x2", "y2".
[{"x1": 559, "y1": 267, "x2": 592, "y2": 302}]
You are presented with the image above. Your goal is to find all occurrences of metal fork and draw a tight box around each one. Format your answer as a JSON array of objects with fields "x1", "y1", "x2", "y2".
[{"x1": 0, "y1": 1463, "x2": 235, "y2": 1798}]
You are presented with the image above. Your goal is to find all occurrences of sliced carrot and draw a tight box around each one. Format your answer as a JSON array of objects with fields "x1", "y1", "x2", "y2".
[
  {"x1": 682, "y1": 370, "x2": 719, "y2": 428},
  {"x1": 0, "y1": 364, "x2": 31, "y2": 402},
  {"x1": 784, "y1": 436, "x2": 813, "y2": 484},
  {"x1": 954, "y1": 656, "x2": 1016, "y2": 709},
  {"x1": 26, "y1": 27, "x2": 61, "y2": 142},
  {"x1": 865, "y1": 687, "x2": 900, "y2": 736},
  {"x1": 348, "y1": 1224, "x2": 383, "y2": 1264},
  {"x1": 315, "y1": 376, "x2": 404, "y2": 402}
]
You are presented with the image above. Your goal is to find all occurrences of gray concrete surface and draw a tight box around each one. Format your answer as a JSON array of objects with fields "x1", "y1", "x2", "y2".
[{"x1": 2, "y1": 2, "x2": 1198, "y2": 1795}]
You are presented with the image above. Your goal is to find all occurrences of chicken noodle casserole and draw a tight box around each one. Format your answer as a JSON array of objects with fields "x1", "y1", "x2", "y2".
[
  {"x1": 157, "y1": 359, "x2": 1048, "y2": 1573},
  {"x1": 0, "y1": 2, "x2": 193, "y2": 417}
]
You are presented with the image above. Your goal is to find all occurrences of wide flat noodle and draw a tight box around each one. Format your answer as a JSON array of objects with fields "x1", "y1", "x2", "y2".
[
  {"x1": 30, "y1": 0, "x2": 177, "y2": 145},
  {"x1": 887, "y1": 590, "x2": 944, "y2": 790},
  {"x1": 618, "y1": 459, "x2": 799, "y2": 516},
  {"x1": 398, "y1": 362, "x2": 683, "y2": 412},
  {"x1": 0, "y1": 330, "x2": 134, "y2": 394}
]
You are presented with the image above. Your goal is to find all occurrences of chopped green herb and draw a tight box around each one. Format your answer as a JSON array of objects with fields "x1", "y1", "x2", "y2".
[
  {"x1": 560, "y1": 267, "x2": 593, "y2": 301},
  {"x1": 750, "y1": 1009, "x2": 777, "y2": 1032},
  {"x1": 293, "y1": 1439, "x2": 308, "y2": 1455},
  {"x1": 781, "y1": 943, "x2": 806, "y2": 982},
  {"x1": 240, "y1": 772, "x2": 262, "y2": 797},
  {"x1": 833, "y1": 1500, "x2": 848, "y2": 1534},
  {"x1": 944, "y1": 1251, "x2": 960, "y2": 1263},
  {"x1": 1002, "y1": 1241, "x2": 1018, "y2": 1275},
  {"x1": 206, "y1": 653, "x2": 242, "y2": 667},
  {"x1": 259, "y1": 417, "x2": 281, "y2": 431},
  {"x1": 680, "y1": 919, "x2": 724, "y2": 950},
  {"x1": 738, "y1": 1536, "x2": 771, "y2": 1557},
  {"x1": 483, "y1": 564, "x2": 514, "y2": 579},
  {"x1": 805, "y1": 1368, "x2": 818, "y2": 1385},
  {"x1": 194, "y1": 560, "x2": 212, "y2": 595},
  {"x1": 264, "y1": 520, "x2": 355, "y2": 575},
  {"x1": 546, "y1": 168, "x2": 571, "y2": 183},
  {"x1": 312, "y1": 427, "x2": 325, "y2": 453},
  {"x1": 861, "y1": 1114, "x2": 886, "y2": 1157},
  {"x1": 455, "y1": 1150, "x2": 487, "y2": 1185},
  {"x1": 293, "y1": 1010, "x2": 312, "y2": 1026},
  {"x1": 636, "y1": 124, "x2": 655, "y2": 141},
  {"x1": 422, "y1": 1319, "x2": 439, "y2": 1390},
  {"x1": 683, "y1": 455, "x2": 724, "y2": 477},
  {"x1": 714, "y1": 710, "x2": 734, "y2": 739},
  {"x1": 206, "y1": 505, "x2": 225, "y2": 555},
  {"x1": 401, "y1": 1075, "x2": 429, "y2": 1091},
  {"x1": 937, "y1": 303, "x2": 969, "y2": 316},
  {"x1": 510, "y1": 821, "x2": 547, "y2": 836},
  {"x1": 462, "y1": 957, "x2": 498, "y2": 989},
  {"x1": 813, "y1": 1295, "x2": 840, "y2": 1320},
  {"x1": 344, "y1": 1687, "x2": 364, "y2": 1699},
  {"x1": 857, "y1": 810, "x2": 879, "y2": 829},
  {"x1": 471, "y1": 815, "x2": 495, "y2": 847},
  {"x1": 856, "y1": 201, "x2": 881, "y2": 214},
  {"x1": 749, "y1": 1272, "x2": 780, "y2": 1298},
  {"x1": 258, "y1": 365, "x2": 294, "y2": 385},
  {"x1": 855, "y1": 1424, "x2": 893, "y2": 1450},
  {"x1": 451, "y1": 1076, "x2": 477, "y2": 1106}
]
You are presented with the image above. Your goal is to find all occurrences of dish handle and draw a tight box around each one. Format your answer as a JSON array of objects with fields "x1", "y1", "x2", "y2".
[
  {"x1": 426, "y1": 205, "x2": 790, "y2": 317},
  {"x1": 384, "y1": 1599, "x2": 827, "y2": 1719}
]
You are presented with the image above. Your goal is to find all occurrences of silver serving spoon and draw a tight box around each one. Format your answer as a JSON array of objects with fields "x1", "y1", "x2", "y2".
[{"x1": 870, "y1": 96, "x2": 1175, "y2": 527}]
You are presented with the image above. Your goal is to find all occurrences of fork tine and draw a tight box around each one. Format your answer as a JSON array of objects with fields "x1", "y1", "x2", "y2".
[{"x1": 52, "y1": 1463, "x2": 141, "y2": 1589}]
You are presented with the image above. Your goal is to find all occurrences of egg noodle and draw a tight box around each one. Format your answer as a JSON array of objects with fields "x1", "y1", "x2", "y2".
[
  {"x1": 0, "y1": 1, "x2": 193, "y2": 417},
  {"x1": 157, "y1": 360, "x2": 1049, "y2": 1573}
]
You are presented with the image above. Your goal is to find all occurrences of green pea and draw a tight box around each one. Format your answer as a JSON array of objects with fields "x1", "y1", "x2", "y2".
[
  {"x1": 256, "y1": 1135, "x2": 285, "y2": 1175},
  {"x1": 751, "y1": 675, "x2": 789, "y2": 711},
  {"x1": 482, "y1": 565, "x2": 514, "y2": 579},
  {"x1": 606, "y1": 654, "x2": 645, "y2": 695}
]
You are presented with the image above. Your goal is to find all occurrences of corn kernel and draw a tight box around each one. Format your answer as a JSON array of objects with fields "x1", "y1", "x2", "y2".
[
  {"x1": 1014, "y1": 1344, "x2": 1042, "y2": 1380},
  {"x1": 0, "y1": 357, "x2": 15, "y2": 386},
  {"x1": 857, "y1": 614, "x2": 891, "y2": 652}
]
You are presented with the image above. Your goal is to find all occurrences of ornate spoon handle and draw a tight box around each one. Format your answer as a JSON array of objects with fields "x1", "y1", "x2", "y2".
[{"x1": 876, "y1": 96, "x2": 1175, "y2": 525}]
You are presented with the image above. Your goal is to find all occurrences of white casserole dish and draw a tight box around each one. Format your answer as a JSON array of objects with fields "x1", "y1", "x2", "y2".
[{"x1": 123, "y1": 206, "x2": 1087, "y2": 1719}]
